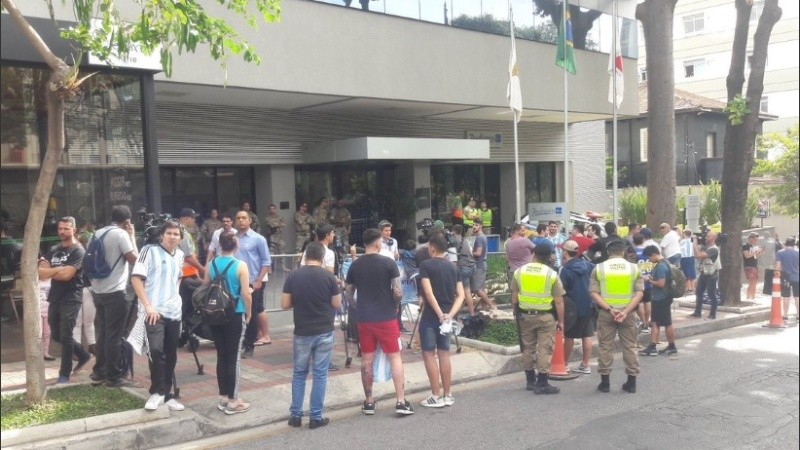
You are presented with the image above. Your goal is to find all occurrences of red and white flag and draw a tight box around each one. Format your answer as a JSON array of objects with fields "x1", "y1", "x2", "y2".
[
  {"x1": 507, "y1": 7, "x2": 522, "y2": 123},
  {"x1": 608, "y1": 26, "x2": 624, "y2": 109}
]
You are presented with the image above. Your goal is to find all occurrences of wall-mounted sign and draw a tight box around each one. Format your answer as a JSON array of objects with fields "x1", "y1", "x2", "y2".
[
  {"x1": 528, "y1": 202, "x2": 569, "y2": 222},
  {"x1": 465, "y1": 131, "x2": 502, "y2": 149},
  {"x1": 87, "y1": 19, "x2": 162, "y2": 71}
]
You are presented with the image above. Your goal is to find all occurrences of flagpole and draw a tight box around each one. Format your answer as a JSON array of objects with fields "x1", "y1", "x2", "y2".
[
  {"x1": 612, "y1": 0, "x2": 619, "y2": 225},
  {"x1": 562, "y1": 0, "x2": 569, "y2": 218},
  {"x1": 511, "y1": 5, "x2": 521, "y2": 222}
]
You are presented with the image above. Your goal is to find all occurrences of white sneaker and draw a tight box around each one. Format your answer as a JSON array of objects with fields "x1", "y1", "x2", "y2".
[
  {"x1": 442, "y1": 395, "x2": 455, "y2": 406},
  {"x1": 165, "y1": 398, "x2": 185, "y2": 411},
  {"x1": 420, "y1": 395, "x2": 445, "y2": 408},
  {"x1": 145, "y1": 394, "x2": 165, "y2": 411}
]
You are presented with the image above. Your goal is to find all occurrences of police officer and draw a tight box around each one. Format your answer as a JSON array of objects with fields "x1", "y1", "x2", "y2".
[
  {"x1": 589, "y1": 239, "x2": 645, "y2": 394},
  {"x1": 330, "y1": 198, "x2": 351, "y2": 248},
  {"x1": 511, "y1": 244, "x2": 565, "y2": 394},
  {"x1": 294, "y1": 202, "x2": 314, "y2": 254},
  {"x1": 264, "y1": 204, "x2": 288, "y2": 271}
]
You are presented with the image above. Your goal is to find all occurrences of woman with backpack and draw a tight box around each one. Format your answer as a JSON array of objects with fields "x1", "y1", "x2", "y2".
[{"x1": 204, "y1": 231, "x2": 253, "y2": 415}]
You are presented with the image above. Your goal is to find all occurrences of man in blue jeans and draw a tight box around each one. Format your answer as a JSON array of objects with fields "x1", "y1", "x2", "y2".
[{"x1": 281, "y1": 242, "x2": 342, "y2": 429}]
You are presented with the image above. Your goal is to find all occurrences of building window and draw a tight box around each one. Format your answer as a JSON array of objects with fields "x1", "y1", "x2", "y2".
[
  {"x1": 524, "y1": 162, "x2": 557, "y2": 205},
  {"x1": 684, "y1": 59, "x2": 704, "y2": 78},
  {"x1": 1, "y1": 65, "x2": 146, "y2": 250},
  {"x1": 706, "y1": 132, "x2": 717, "y2": 158},
  {"x1": 639, "y1": 67, "x2": 647, "y2": 82},
  {"x1": 750, "y1": 0, "x2": 765, "y2": 23},
  {"x1": 639, "y1": 128, "x2": 648, "y2": 163},
  {"x1": 760, "y1": 96, "x2": 769, "y2": 112},
  {"x1": 683, "y1": 13, "x2": 705, "y2": 35}
]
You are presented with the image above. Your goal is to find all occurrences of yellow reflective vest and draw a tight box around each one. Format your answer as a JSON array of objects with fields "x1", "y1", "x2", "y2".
[
  {"x1": 596, "y1": 258, "x2": 639, "y2": 307},
  {"x1": 515, "y1": 262, "x2": 557, "y2": 311}
]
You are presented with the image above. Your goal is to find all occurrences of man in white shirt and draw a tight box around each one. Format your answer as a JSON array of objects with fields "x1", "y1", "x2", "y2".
[
  {"x1": 378, "y1": 220, "x2": 399, "y2": 260},
  {"x1": 659, "y1": 223, "x2": 682, "y2": 265},
  {"x1": 131, "y1": 221, "x2": 185, "y2": 412},
  {"x1": 300, "y1": 224, "x2": 336, "y2": 273},
  {"x1": 206, "y1": 214, "x2": 234, "y2": 260}
]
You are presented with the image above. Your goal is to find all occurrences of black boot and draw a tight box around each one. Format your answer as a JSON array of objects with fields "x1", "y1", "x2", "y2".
[
  {"x1": 533, "y1": 373, "x2": 560, "y2": 394},
  {"x1": 622, "y1": 375, "x2": 637, "y2": 393},
  {"x1": 597, "y1": 374, "x2": 610, "y2": 393},
  {"x1": 525, "y1": 370, "x2": 537, "y2": 391}
]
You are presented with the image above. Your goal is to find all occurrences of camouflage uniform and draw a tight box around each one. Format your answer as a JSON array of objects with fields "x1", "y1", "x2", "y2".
[
  {"x1": 199, "y1": 217, "x2": 222, "y2": 250},
  {"x1": 248, "y1": 211, "x2": 261, "y2": 234},
  {"x1": 264, "y1": 212, "x2": 286, "y2": 256},
  {"x1": 330, "y1": 205, "x2": 352, "y2": 248},
  {"x1": 312, "y1": 205, "x2": 330, "y2": 229},
  {"x1": 295, "y1": 210, "x2": 315, "y2": 253}
]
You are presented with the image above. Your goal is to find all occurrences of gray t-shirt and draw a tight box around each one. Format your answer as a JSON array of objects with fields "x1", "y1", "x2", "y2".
[{"x1": 88, "y1": 225, "x2": 135, "y2": 294}]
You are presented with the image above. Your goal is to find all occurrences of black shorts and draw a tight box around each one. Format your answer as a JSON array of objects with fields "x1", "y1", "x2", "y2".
[
  {"x1": 564, "y1": 315, "x2": 595, "y2": 339},
  {"x1": 641, "y1": 289, "x2": 652, "y2": 303},
  {"x1": 650, "y1": 299, "x2": 672, "y2": 327}
]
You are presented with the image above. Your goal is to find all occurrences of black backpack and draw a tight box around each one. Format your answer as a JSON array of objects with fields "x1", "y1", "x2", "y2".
[
  {"x1": 460, "y1": 314, "x2": 485, "y2": 338},
  {"x1": 83, "y1": 228, "x2": 123, "y2": 279},
  {"x1": 192, "y1": 258, "x2": 237, "y2": 326}
]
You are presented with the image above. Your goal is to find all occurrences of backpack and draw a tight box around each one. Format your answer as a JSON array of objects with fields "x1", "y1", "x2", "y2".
[
  {"x1": 192, "y1": 258, "x2": 237, "y2": 326},
  {"x1": 663, "y1": 261, "x2": 687, "y2": 298},
  {"x1": 460, "y1": 314, "x2": 485, "y2": 338},
  {"x1": 83, "y1": 228, "x2": 123, "y2": 279}
]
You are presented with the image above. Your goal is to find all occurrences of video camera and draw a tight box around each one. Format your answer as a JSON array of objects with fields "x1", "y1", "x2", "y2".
[
  {"x1": 416, "y1": 218, "x2": 434, "y2": 233},
  {"x1": 694, "y1": 225, "x2": 728, "y2": 247},
  {"x1": 137, "y1": 208, "x2": 173, "y2": 247}
]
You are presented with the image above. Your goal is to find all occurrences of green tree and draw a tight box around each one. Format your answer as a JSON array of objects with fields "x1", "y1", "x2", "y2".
[
  {"x1": 752, "y1": 124, "x2": 799, "y2": 217},
  {"x1": 1, "y1": 0, "x2": 281, "y2": 405},
  {"x1": 719, "y1": 0, "x2": 781, "y2": 307}
]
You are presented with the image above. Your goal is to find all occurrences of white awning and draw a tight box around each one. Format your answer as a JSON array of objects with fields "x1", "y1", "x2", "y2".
[{"x1": 304, "y1": 137, "x2": 490, "y2": 163}]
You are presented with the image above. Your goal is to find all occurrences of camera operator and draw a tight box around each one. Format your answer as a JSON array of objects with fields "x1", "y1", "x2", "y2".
[
  {"x1": 692, "y1": 231, "x2": 721, "y2": 319},
  {"x1": 378, "y1": 220, "x2": 399, "y2": 261}
]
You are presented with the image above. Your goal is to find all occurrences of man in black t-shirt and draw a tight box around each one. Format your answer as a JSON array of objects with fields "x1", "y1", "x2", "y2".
[
  {"x1": 38, "y1": 216, "x2": 92, "y2": 384},
  {"x1": 345, "y1": 228, "x2": 414, "y2": 416},
  {"x1": 418, "y1": 234, "x2": 464, "y2": 408},
  {"x1": 282, "y1": 242, "x2": 342, "y2": 429}
]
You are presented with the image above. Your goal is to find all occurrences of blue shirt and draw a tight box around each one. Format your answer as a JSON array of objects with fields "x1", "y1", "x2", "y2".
[
  {"x1": 776, "y1": 247, "x2": 799, "y2": 283},
  {"x1": 473, "y1": 234, "x2": 488, "y2": 270},
  {"x1": 234, "y1": 229, "x2": 271, "y2": 284},
  {"x1": 208, "y1": 255, "x2": 244, "y2": 313},
  {"x1": 650, "y1": 260, "x2": 670, "y2": 301}
]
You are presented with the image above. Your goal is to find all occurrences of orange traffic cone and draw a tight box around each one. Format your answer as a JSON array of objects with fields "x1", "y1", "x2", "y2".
[
  {"x1": 763, "y1": 268, "x2": 787, "y2": 328},
  {"x1": 549, "y1": 329, "x2": 578, "y2": 380}
]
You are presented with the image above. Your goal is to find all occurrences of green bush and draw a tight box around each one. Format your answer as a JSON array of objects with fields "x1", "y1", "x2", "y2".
[
  {"x1": 478, "y1": 320, "x2": 519, "y2": 347},
  {"x1": 700, "y1": 180, "x2": 722, "y2": 225},
  {"x1": 618, "y1": 187, "x2": 647, "y2": 225}
]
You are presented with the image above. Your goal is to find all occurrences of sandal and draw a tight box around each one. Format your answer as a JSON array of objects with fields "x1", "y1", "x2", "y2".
[
  {"x1": 254, "y1": 339, "x2": 272, "y2": 346},
  {"x1": 224, "y1": 401, "x2": 250, "y2": 415}
]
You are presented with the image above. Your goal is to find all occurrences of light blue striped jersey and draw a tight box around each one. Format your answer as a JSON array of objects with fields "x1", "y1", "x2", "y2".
[{"x1": 132, "y1": 244, "x2": 184, "y2": 320}]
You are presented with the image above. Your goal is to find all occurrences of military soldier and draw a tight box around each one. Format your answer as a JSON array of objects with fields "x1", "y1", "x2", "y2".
[
  {"x1": 199, "y1": 208, "x2": 222, "y2": 260},
  {"x1": 295, "y1": 202, "x2": 314, "y2": 253},
  {"x1": 264, "y1": 204, "x2": 288, "y2": 271},
  {"x1": 511, "y1": 244, "x2": 565, "y2": 394},
  {"x1": 589, "y1": 239, "x2": 644, "y2": 394},
  {"x1": 243, "y1": 201, "x2": 260, "y2": 234},
  {"x1": 312, "y1": 197, "x2": 330, "y2": 229},
  {"x1": 330, "y1": 198, "x2": 352, "y2": 248}
]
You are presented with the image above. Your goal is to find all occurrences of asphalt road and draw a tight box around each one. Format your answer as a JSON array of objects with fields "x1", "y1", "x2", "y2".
[{"x1": 189, "y1": 323, "x2": 800, "y2": 450}]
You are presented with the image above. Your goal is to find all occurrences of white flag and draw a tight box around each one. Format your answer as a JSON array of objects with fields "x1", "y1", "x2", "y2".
[
  {"x1": 608, "y1": 24, "x2": 624, "y2": 109},
  {"x1": 507, "y1": 8, "x2": 523, "y2": 123}
]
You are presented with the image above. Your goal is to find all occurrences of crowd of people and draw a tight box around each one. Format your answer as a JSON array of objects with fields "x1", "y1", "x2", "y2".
[{"x1": 14, "y1": 199, "x2": 800, "y2": 427}]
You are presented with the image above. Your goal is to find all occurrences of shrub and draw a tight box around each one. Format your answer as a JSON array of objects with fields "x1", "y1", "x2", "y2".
[{"x1": 618, "y1": 187, "x2": 647, "y2": 225}]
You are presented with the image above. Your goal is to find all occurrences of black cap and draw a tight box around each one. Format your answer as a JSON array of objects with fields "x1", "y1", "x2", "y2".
[
  {"x1": 178, "y1": 207, "x2": 198, "y2": 218},
  {"x1": 533, "y1": 243, "x2": 553, "y2": 257}
]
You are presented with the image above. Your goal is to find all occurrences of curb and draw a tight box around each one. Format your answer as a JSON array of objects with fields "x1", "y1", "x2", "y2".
[{"x1": 2, "y1": 309, "x2": 776, "y2": 449}]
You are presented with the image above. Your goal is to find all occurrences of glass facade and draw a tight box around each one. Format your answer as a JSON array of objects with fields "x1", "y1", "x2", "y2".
[
  {"x1": 159, "y1": 167, "x2": 255, "y2": 219},
  {"x1": 1, "y1": 65, "x2": 146, "y2": 250},
  {"x1": 524, "y1": 162, "x2": 557, "y2": 205}
]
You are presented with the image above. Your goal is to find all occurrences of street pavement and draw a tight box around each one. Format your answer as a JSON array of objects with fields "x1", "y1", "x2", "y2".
[
  {"x1": 0, "y1": 287, "x2": 793, "y2": 449},
  {"x1": 204, "y1": 323, "x2": 800, "y2": 450}
]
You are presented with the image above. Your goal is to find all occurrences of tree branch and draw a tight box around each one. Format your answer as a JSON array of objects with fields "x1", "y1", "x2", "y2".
[{"x1": 0, "y1": 0, "x2": 68, "y2": 73}]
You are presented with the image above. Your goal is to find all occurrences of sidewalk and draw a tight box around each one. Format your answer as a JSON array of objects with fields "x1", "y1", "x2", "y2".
[{"x1": 0, "y1": 287, "x2": 783, "y2": 449}]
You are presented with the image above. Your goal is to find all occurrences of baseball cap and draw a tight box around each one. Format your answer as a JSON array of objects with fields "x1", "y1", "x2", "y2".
[
  {"x1": 640, "y1": 227, "x2": 653, "y2": 238},
  {"x1": 378, "y1": 220, "x2": 392, "y2": 228},
  {"x1": 562, "y1": 240, "x2": 579, "y2": 253},
  {"x1": 433, "y1": 220, "x2": 445, "y2": 229},
  {"x1": 533, "y1": 242, "x2": 554, "y2": 257},
  {"x1": 178, "y1": 207, "x2": 198, "y2": 218}
]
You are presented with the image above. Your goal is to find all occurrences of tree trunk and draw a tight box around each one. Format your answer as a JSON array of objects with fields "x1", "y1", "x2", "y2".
[
  {"x1": 719, "y1": 0, "x2": 782, "y2": 307},
  {"x1": 2, "y1": 0, "x2": 72, "y2": 405},
  {"x1": 636, "y1": 0, "x2": 678, "y2": 229}
]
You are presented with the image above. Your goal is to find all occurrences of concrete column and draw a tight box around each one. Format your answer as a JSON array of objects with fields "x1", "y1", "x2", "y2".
[{"x1": 254, "y1": 165, "x2": 297, "y2": 252}]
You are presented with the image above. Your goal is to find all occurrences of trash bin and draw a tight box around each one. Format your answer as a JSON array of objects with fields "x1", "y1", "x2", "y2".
[{"x1": 486, "y1": 234, "x2": 501, "y2": 253}]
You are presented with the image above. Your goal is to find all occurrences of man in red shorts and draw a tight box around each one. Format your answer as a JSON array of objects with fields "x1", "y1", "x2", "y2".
[{"x1": 345, "y1": 228, "x2": 414, "y2": 417}]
